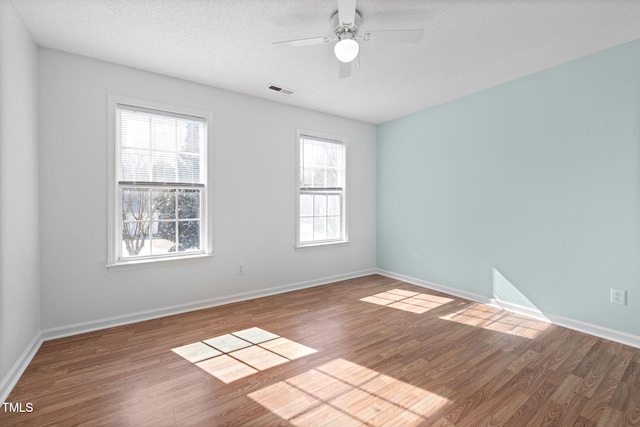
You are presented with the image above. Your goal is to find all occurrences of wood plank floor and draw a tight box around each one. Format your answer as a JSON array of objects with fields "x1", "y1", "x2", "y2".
[{"x1": 2, "y1": 274, "x2": 639, "y2": 426}]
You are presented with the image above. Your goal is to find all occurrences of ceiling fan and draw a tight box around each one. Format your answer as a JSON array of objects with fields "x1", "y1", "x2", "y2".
[{"x1": 273, "y1": 0, "x2": 425, "y2": 78}]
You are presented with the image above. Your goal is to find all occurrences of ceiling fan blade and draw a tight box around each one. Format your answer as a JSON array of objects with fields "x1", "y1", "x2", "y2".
[
  {"x1": 362, "y1": 29, "x2": 425, "y2": 43},
  {"x1": 272, "y1": 36, "x2": 331, "y2": 48},
  {"x1": 338, "y1": 60, "x2": 352, "y2": 79},
  {"x1": 338, "y1": 0, "x2": 357, "y2": 27}
]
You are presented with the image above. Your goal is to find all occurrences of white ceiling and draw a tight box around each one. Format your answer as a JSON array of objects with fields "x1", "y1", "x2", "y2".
[{"x1": 11, "y1": 0, "x2": 640, "y2": 124}]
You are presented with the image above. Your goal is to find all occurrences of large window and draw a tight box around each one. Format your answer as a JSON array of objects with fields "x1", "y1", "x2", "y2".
[
  {"x1": 297, "y1": 131, "x2": 347, "y2": 246},
  {"x1": 108, "y1": 98, "x2": 211, "y2": 266}
]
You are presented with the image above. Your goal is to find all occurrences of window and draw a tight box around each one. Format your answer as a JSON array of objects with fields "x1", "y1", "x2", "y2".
[
  {"x1": 297, "y1": 131, "x2": 347, "y2": 246},
  {"x1": 108, "y1": 98, "x2": 211, "y2": 266}
]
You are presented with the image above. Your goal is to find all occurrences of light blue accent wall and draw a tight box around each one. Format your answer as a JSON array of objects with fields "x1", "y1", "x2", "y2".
[{"x1": 377, "y1": 39, "x2": 640, "y2": 335}]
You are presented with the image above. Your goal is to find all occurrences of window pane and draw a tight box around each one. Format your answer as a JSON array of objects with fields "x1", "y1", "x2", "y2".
[
  {"x1": 119, "y1": 149, "x2": 151, "y2": 181},
  {"x1": 327, "y1": 216, "x2": 341, "y2": 240},
  {"x1": 313, "y1": 142, "x2": 326, "y2": 167},
  {"x1": 178, "y1": 153, "x2": 200, "y2": 183},
  {"x1": 313, "y1": 168, "x2": 325, "y2": 188},
  {"x1": 326, "y1": 168, "x2": 337, "y2": 188},
  {"x1": 153, "y1": 189, "x2": 176, "y2": 220},
  {"x1": 152, "y1": 152, "x2": 177, "y2": 182},
  {"x1": 313, "y1": 194, "x2": 327, "y2": 216},
  {"x1": 120, "y1": 111, "x2": 150, "y2": 149},
  {"x1": 302, "y1": 168, "x2": 313, "y2": 187},
  {"x1": 151, "y1": 117, "x2": 177, "y2": 152},
  {"x1": 178, "y1": 221, "x2": 200, "y2": 250},
  {"x1": 178, "y1": 189, "x2": 200, "y2": 219},
  {"x1": 326, "y1": 144, "x2": 337, "y2": 167},
  {"x1": 300, "y1": 194, "x2": 313, "y2": 217},
  {"x1": 122, "y1": 221, "x2": 151, "y2": 257},
  {"x1": 122, "y1": 188, "x2": 152, "y2": 221},
  {"x1": 327, "y1": 194, "x2": 340, "y2": 216},
  {"x1": 313, "y1": 217, "x2": 327, "y2": 241},
  {"x1": 300, "y1": 218, "x2": 313, "y2": 242},
  {"x1": 122, "y1": 188, "x2": 154, "y2": 257},
  {"x1": 303, "y1": 141, "x2": 313, "y2": 169},
  {"x1": 179, "y1": 122, "x2": 202, "y2": 154},
  {"x1": 151, "y1": 221, "x2": 176, "y2": 255},
  {"x1": 154, "y1": 221, "x2": 176, "y2": 251}
]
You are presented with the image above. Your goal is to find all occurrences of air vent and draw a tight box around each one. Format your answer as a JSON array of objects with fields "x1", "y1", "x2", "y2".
[{"x1": 268, "y1": 84, "x2": 295, "y2": 96}]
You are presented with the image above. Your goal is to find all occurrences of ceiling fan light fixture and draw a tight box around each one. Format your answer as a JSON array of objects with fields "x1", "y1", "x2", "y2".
[{"x1": 334, "y1": 38, "x2": 359, "y2": 63}]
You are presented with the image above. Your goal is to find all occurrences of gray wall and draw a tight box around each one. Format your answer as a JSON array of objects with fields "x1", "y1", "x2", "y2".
[
  {"x1": 38, "y1": 49, "x2": 376, "y2": 333},
  {"x1": 0, "y1": 0, "x2": 41, "y2": 397},
  {"x1": 377, "y1": 39, "x2": 640, "y2": 337}
]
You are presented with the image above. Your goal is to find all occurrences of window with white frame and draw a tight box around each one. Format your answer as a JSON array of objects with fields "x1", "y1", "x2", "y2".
[
  {"x1": 297, "y1": 131, "x2": 347, "y2": 246},
  {"x1": 109, "y1": 100, "x2": 210, "y2": 265}
]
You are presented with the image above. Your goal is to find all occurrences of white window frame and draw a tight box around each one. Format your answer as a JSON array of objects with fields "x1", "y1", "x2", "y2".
[
  {"x1": 107, "y1": 95, "x2": 214, "y2": 269},
  {"x1": 296, "y1": 129, "x2": 349, "y2": 248}
]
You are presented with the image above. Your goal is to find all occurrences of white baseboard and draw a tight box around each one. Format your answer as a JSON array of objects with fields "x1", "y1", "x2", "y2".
[
  {"x1": 0, "y1": 332, "x2": 43, "y2": 403},
  {"x1": 42, "y1": 269, "x2": 376, "y2": 341},
  {"x1": 543, "y1": 313, "x2": 640, "y2": 349},
  {"x1": 377, "y1": 269, "x2": 640, "y2": 349}
]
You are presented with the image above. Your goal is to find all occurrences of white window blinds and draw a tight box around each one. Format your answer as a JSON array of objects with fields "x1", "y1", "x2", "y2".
[
  {"x1": 116, "y1": 104, "x2": 205, "y2": 185},
  {"x1": 299, "y1": 136, "x2": 345, "y2": 190}
]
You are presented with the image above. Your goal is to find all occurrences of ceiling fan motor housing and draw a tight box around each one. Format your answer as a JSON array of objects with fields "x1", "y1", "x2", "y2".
[{"x1": 332, "y1": 10, "x2": 362, "y2": 40}]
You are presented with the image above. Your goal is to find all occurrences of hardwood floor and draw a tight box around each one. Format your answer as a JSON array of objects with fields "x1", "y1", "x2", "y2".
[{"x1": 2, "y1": 274, "x2": 639, "y2": 426}]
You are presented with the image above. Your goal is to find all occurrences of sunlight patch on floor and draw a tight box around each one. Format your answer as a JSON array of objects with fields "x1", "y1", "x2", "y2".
[
  {"x1": 439, "y1": 303, "x2": 549, "y2": 338},
  {"x1": 171, "y1": 328, "x2": 317, "y2": 383},
  {"x1": 248, "y1": 358, "x2": 450, "y2": 426},
  {"x1": 360, "y1": 289, "x2": 454, "y2": 314}
]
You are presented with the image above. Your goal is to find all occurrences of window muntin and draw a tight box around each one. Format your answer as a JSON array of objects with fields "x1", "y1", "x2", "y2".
[
  {"x1": 113, "y1": 103, "x2": 207, "y2": 263},
  {"x1": 298, "y1": 133, "x2": 346, "y2": 246}
]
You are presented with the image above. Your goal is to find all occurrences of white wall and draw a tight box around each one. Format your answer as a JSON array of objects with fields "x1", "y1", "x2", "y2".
[
  {"x1": 38, "y1": 48, "x2": 376, "y2": 333},
  {"x1": 0, "y1": 0, "x2": 41, "y2": 398}
]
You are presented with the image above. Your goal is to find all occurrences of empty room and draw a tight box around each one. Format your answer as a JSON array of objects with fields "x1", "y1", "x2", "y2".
[{"x1": 1, "y1": 0, "x2": 640, "y2": 425}]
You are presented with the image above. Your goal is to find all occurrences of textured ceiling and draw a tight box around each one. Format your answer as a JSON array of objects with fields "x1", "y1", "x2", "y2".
[{"x1": 11, "y1": 0, "x2": 640, "y2": 124}]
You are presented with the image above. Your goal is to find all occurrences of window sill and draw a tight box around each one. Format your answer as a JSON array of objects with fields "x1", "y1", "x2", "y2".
[
  {"x1": 107, "y1": 252, "x2": 215, "y2": 272},
  {"x1": 295, "y1": 240, "x2": 350, "y2": 250}
]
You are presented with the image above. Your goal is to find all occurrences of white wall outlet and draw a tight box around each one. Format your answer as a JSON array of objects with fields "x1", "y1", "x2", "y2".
[
  {"x1": 237, "y1": 263, "x2": 245, "y2": 275},
  {"x1": 610, "y1": 288, "x2": 626, "y2": 305},
  {"x1": 412, "y1": 253, "x2": 419, "y2": 263}
]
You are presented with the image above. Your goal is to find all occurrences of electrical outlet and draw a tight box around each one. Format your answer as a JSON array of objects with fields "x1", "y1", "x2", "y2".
[
  {"x1": 237, "y1": 263, "x2": 245, "y2": 275},
  {"x1": 610, "y1": 288, "x2": 626, "y2": 305},
  {"x1": 412, "y1": 253, "x2": 419, "y2": 263}
]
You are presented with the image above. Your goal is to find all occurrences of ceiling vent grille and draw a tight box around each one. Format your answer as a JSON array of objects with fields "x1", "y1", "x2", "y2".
[{"x1": 268, "y1": 85, "x2": 295, "y2": 96}]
